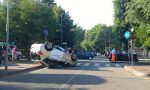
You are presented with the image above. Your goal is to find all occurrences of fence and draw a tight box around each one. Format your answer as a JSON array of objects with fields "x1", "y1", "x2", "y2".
[{"x1": 135, "y1": 49, "x2": 150, "y2": 59}]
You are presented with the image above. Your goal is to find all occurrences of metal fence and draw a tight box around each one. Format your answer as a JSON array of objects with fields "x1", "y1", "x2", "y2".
[{"x1": 135, "y1": 49, "x2": 150, "y2": 59}]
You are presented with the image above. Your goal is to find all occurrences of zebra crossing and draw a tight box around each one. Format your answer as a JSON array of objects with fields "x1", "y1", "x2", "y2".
[{"x1": 77, "y1": 61, "x2": 122, "y2": 68}]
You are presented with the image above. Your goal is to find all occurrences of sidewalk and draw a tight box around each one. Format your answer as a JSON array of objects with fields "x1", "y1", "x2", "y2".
[
  {"x1": 102, "y1": 55, "x2": 150, "y2": 77},
  {"x1": 125, "y1": 66, "x2": 150, "y2": 77},
  {"x1": 124, "y1": 59, "x2": 150, "y2": 77},
  {"x1": 0, "y1": 60, "x2": 43, "y2": 78}
]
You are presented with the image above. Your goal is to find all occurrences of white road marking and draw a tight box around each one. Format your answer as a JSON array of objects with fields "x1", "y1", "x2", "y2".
[
  {"x1": 114, "y1": 63, "x2": 121, "y2": 67},
  {"x1": 59, "y1": 71, "x2": 82, "y2": 90},
  {"x1": 95, "y1": 63, "x2": 100, "y2": 67},
  {"x1": 105, "y1": 63, "x2": 111, "y2": 67},
  {"x1": 77, "y1": 62, "x2": 82, "y2": 66},
  {"x1": 84, "y1": 63, "x2": 90, "y2": 66}
]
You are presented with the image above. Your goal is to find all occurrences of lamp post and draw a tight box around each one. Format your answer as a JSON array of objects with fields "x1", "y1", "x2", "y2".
[{"x1": 5, "y1": 0, "x2": 9, "y2": 70}]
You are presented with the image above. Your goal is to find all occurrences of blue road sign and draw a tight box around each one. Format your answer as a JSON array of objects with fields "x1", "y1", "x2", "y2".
[
  {"x1": 44, "y1": 30, "x2": 48, "y2": 37},
  {"x1": 124, "y1": 31, "x2": 130, "y2": 39}
]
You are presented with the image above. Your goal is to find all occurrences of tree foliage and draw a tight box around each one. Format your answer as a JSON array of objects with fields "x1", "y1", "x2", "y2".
[
  {"x1": 81, "y1": 24, "x2": 115, "y2": 52},
  {"x1": 113, "y1": 0, "x2": 131, "y2": 50},
  {"x1": 0, "y1": 0, "x2": 78, "y2": 56},
  {"x1": 114, "y1": 0, "x2": 150, "y2": 49},
  {"x1": 125, "y1": 0, "x2": 150, "y2": 48},
  {"x1": 73, "y1": 26, "x2": 85, "y2": 49}
]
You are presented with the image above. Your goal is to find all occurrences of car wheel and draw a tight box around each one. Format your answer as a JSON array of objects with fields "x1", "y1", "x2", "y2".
[
  {"x1": 71, "y1": 54, "x2": 77, "y2": 61},
  {"x1": 89, "y1": 57, "x2": 92, "y2": 60}
]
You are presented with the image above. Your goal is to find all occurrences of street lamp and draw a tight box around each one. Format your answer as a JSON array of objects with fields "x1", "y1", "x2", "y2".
[{"x1": 5, "y1": 0, "x2": 9, "y2": 70}]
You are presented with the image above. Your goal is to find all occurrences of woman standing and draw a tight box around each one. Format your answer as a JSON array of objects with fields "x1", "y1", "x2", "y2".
[{"x1": 12, "y1": 46, "x2": 17, "y2": 63}]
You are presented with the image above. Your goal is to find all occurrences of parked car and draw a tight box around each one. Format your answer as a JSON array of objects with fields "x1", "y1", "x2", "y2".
[
  {"x1": 109, "y1": 50, "x2": 138, "y2": 62},
  {"x1": 30, "y1": 42, "x2": 78, "y2": 68},
  {"x1": 77, "y1": 51, "x2": 93, "y2": 59}
]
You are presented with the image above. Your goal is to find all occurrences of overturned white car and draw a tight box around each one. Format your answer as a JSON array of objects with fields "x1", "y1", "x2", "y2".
[{"x1": 30, "y1": 42, "x2": 78, "y2": 68}]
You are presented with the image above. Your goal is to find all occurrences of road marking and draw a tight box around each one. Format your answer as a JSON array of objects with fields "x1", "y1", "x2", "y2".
[
  {"x1": 84, "y1": 63, "x2": 90, "y2": 66},
  {"x1": 59, "y1": 70, "x2": 82, "y2": 90},
  {"x1": 114, "y1": 63, "x2": 121, "y2": 67},
  {"x1": 95, "y1": 63, "x2": 100, "y2": 67},
  {"x1": 77, "y1": 62, "x2": 82, "y2": 66},
  {"x1": 105, "y1": 63, "x2": 111, "y2": 67}
]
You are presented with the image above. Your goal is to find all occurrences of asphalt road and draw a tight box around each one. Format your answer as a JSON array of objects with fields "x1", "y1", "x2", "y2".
[{"x1": 0, "y1": 55, "x2": 150, "y2": 90}]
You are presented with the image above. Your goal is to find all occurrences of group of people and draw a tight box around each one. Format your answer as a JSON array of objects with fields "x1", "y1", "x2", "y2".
[{"x1": 0, "y1": 46, "x2": 17, "y2": 64}]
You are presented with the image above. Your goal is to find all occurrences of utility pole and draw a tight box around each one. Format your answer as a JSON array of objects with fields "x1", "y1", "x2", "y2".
[{"x1": 5, "y1": 0, "x2": 9, "y2": 70}]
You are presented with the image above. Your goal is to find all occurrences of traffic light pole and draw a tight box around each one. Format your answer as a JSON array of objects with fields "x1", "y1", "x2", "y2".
[
  {"x1": 131, "y1": 40, "x2": 134, "y2": 66},
  {"x1": 128, "y1": 39, "x2": 130, "y2": 64}
]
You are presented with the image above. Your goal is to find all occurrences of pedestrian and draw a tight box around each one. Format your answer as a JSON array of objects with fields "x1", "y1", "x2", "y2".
[
  {"x1": 12, "y1": 46, "x2": 17, "y2": 63},
  {"x1": 1, "y1": 46, "x2": 6, "y2": 63},
  {"x1": 111, "y1": 48, "x2": 117, "y2": 63},
  {"x1": 0, "y1": 47, "x2": 3, "y2": 64}
]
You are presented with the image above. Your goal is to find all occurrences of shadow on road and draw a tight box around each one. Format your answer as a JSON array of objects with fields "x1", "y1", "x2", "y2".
[
  {"x1": 0, "y1": 73, "x2": 106, "y2": 85},
  {"x1": 0, "y1": 86, "x2": 90, "y2": 90}
]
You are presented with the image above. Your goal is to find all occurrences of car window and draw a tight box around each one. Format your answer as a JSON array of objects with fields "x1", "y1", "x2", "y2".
[{"x1": 55, "y1": 46, "x2": 65, "y2": 52}]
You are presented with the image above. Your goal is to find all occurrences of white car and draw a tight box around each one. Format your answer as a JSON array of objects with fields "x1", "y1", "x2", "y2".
[{"x1": 30, "y1": 42, "x2": 78, "y2": 68}]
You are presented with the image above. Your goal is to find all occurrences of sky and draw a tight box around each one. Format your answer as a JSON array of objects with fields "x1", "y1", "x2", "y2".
[{"x1": 55, "y1": 0, "x2": 114, "y2": 30}]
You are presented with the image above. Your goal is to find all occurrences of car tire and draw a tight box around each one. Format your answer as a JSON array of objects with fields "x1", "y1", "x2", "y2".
[
  {"x1": 44, "y1": 45, "x2": 53, "y2": 51},
  {"x1": 71, "y1": 54, "x2": 77, "y2": 61},
  {"x1": 89, "y1": 57, "x2": 92, "y2": 60}
]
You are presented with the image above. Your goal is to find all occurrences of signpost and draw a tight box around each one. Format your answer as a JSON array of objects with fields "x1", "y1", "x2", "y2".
[
  {"x1": 124, "y1": 31, "x2": 132, "y2": 65},
  {"x1": 124, "y1": 30, "x2": 134, "y2": 66},
  {"x1": 124, "y1": 31, "x2": 130, "y2": 39},
  {"x1": 44, "y1": 30, "x2": 48, "y2": 41}
]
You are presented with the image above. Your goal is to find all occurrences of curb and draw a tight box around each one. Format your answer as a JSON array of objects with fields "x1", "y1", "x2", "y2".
[
  {"x1": 0, "y1": 65, "x2": 45, "y2": 78},
  {"x1": 124, "y1": 66, "x2": 150, "y2": 77}
]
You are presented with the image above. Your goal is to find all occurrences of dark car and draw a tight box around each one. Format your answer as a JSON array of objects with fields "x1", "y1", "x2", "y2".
[
  {"x1": 109, "y1": 50, "x2": 138, "y2": 62},
  {"x1": 77, "y1": 51, "x2": 93, "y2": 59}
]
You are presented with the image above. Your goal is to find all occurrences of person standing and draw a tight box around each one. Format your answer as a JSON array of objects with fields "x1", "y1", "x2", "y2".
[
  {"x1": 2, "y1": 46, "x2": 6, "y2": 62},
  {"x1": 0, "y1": 47, "x2": 3, "y2": 64},
  {"x1": 111, "y1": 48, "x2": 117, "y2": 62},
  {"x1": 12, "y1": 46, "x2": 17, "y2": 63}
]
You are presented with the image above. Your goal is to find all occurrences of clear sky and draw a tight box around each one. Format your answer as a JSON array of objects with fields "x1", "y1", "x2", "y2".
[{"x1": 55, "y1": 0, "x2": 114, "y2": 30}]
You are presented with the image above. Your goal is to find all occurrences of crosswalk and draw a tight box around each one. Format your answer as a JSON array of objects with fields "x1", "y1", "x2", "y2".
[{"x1": 77, "y1": 61, "x2": 122, "y2": 68}]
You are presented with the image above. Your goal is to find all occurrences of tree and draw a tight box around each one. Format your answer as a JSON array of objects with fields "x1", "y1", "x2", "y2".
[
  {"x1": 81, "y1": 24, "x2": 115, "y2": 52},
  {"x1": 73, "y1": 26, "x2": 85, "y2": 48},
  {"x1": 126, "y1": 0, "x2": 150, "y2": 49},
  {"x1": 0, "y1": 3, "x2": 5, "y2": 41},
  {"x1": 113, "y1": 0, "x2": 131, "y2": 50}
]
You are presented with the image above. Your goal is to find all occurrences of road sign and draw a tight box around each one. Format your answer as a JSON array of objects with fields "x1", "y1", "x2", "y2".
[
  {"x1": 44, "y1": 30, "x2": 48, "y2": 37},
  {"x1": 124, "y1": 31, "x2": 130, "y2": 39}
]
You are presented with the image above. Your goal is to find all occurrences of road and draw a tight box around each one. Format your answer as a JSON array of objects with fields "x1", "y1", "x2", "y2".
[{"x1": 0, "y1": 55, "x2": 150, "y2": 90}]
